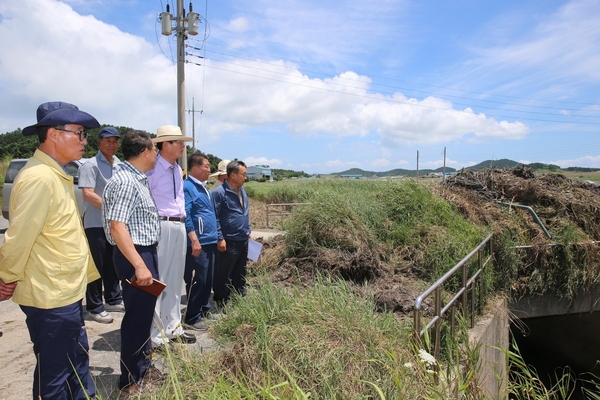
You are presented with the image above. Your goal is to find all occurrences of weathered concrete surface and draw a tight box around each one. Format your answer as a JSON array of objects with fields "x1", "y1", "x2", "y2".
[
  {"x1": 510, "y1": 285, "x2": 600, "y2": 319},
  {"x1": 469, "y1": 297, "x2": 509, "y2": 400}
]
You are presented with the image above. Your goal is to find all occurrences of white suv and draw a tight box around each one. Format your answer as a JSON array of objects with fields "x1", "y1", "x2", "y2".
[{"x1": 2, "y1": 159, "x2": 85, "y2": 220}]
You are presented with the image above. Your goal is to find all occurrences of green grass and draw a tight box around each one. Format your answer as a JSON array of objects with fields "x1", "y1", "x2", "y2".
[
  {"x1": 253, "y1": 179, "x2": 487, "y2": 291},
  {"x1": 140, "y1": 277, "x2": 577, "y2": 400},
  {"x1": 147, "y1": 277, "x2": 486, "y2": 399}
]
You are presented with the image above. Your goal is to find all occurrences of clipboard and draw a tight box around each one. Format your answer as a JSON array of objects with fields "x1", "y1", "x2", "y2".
[{"x1": 126, "y1": 276, "x2": 166, "y2": 297}]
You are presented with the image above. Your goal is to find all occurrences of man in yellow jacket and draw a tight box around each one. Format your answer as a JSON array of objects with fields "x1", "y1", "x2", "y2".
[{"x1": 0, "y1": 101, "x2": 101, "y2": 400}]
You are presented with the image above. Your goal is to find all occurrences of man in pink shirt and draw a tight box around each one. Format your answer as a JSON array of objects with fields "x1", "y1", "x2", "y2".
[{"x1": 147, "y1": 125, "x2": 196, "y2": 345}]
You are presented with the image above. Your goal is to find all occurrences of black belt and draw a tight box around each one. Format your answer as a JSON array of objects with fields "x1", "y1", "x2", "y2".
[{"x1": 159, "y1": 216, "x2": 185, "y2": 222}]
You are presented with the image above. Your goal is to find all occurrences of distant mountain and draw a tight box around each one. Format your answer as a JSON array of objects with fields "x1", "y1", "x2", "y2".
[
  {"x1": 333, "y1": 158, "x2": 598, "y2": 177},
  {"x1": 336, "y1": 166, "x2": 457, "y2": 177},
  {"x1": 464, "y1": 158, "x2": 520, "y2": 171}
]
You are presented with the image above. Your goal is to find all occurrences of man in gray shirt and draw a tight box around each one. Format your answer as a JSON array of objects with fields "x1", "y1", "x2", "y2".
[{"x1": 79, "y1": 126, "x2": 123, "y2": 323}]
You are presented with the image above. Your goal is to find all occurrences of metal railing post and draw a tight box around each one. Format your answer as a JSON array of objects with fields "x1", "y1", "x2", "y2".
[
  {"x1": 412, "y1": 234, "x2": 494, "y2": 365},
  {"x1": 462, "y1": 261, "x2": 467, "y2": 319}
]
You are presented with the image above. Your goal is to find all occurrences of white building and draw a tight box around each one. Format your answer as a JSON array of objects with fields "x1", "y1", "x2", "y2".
[{"x1": 247, "y1": 165, "x2": 272, "y2": 180}]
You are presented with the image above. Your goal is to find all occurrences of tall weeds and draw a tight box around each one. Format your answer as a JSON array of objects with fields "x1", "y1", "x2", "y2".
[{"x1": 156, "y1": 277, "x2": 493, "y2": 399}]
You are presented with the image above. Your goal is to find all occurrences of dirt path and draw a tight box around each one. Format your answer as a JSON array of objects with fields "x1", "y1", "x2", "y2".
[{"x1": 0, "y1": 286, "x2": 220, "y2": 399}]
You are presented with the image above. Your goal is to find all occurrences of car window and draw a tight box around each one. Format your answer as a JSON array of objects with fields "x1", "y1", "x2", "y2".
[
  {"x1": 66, "y1": 161, "x2": 79, "y2": 178},
  {"x1": 5, "y1": 160, "x2": 80, "y2": 184},
  {"x1": 5, "y1": 160, "x2": 27, "y2": 183}
]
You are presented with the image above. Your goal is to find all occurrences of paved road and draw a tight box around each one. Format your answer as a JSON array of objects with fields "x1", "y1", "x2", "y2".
[{"x1": 0, "y1": 222, "x2": 282, "y2": 399}]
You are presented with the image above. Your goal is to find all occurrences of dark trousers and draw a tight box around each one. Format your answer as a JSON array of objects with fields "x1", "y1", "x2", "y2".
[
  {"x1": 113, "y1": 244, "x2": 159, "y2": 389},
  {"x1": 184, "y1": 243, "x2": 216, "y2": 324},
  {"x1": 213, "y1": 239, "x2": 248, "y2": 305},
  {"x1": 85, "y1": 227, "x2": 122, "y2": 313},
  {"x1": 20, "y1": 301, "x2": 94, "y2": 400}
]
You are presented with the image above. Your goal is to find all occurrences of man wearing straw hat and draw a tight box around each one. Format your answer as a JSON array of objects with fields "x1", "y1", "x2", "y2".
[
  {"x1": 210, "y1": 159, "x2": 231, "y2": 192},
  {"x1": 0, "y1": 101, "x2": 101, "y2": 399},
  {"x1": 147, "y1": 125, "x2": 197, "y2": 345}
]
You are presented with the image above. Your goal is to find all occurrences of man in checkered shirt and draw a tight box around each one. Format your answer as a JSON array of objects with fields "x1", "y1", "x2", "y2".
[{"x1": 102, "y1": 130, "x2": 163, "y2": 395}]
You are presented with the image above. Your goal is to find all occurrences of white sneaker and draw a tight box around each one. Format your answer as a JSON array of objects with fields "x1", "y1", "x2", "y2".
[{"x1": 89, "y1": 311, "x2": 113, "y2": 324}]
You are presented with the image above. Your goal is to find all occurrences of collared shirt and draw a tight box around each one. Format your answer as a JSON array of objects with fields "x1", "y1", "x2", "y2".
[
  {"x1": 188, "y1": 175, "x2": 210, "y2": 198},
  {"x1": 0, "y1": 149, "x2": 100, "y2": 308},
  {"x1": 79, "y1": 151, "x2": 121, "y2": 228},
  {"x1": 102, "y1": 161, "x2": 160, "y2": 246},
  {"x1": 184, "y1": 175, "x2": 218, "y2": 246},
  {"x1": 146, "y1": 154, "x2": 186, "y2": 218}
]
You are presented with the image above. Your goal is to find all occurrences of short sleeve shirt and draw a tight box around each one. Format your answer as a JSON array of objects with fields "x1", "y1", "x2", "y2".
[
  {"x1": 102, "y1": 161, "x2": 160, "y2": 246},
  {"x1": 78, "y1": 152, "x2": 120, "y2": 228}
]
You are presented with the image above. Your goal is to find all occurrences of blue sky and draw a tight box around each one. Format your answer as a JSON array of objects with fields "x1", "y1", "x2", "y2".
[{"x1": 1, "y1": 0, "x2": 599, "y2": 173}]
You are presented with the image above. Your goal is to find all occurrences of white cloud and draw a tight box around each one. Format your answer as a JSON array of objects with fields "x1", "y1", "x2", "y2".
[
  {"x1": 456, "y1": 0, "x2": 600, "y2": 96},
  {"x1": 227, "y1": 17, "x2": 249, "y2": 33},
  {"x1": 550, "y1": 155, "x2": 600, "y2": 168},
  {"x1": 370, "y1": 158, "x2": 392, "y2": 168},
  {"x1": 197, "y1": 59, "x2": 530, "y2": 146},
  {"x1": 243, "y1": 156, "x2": 282, "y2": 167},
  {"x1": 215, "y1": 0, "x2": 409, "y2": 67},
  {"x1": 325, "y1": 159, "x2": 360, "y2": 168},
  {"x1": 0, "y1": 0, "x2": 174, "y2": 133},
  {"x1": 0, "y1": 0, "x2": 533, "y2": 149}
]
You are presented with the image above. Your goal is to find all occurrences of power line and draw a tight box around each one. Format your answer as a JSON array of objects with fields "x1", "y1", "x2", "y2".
[
  {"x1": 187, "y1": 54, "x2": 600, "y2": 121},
  {"x1": 189, "y1": 60, "x2": 600, "y2": 126},
  {"x1": 195, "y1": 40, "x2": 600, "y2": 107},
  {"x1": 199, "y1": 47, "x2": 600, "y2": 115}
]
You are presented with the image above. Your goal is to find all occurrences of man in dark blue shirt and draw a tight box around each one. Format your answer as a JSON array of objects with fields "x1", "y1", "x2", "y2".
[{"x1": 211, "y1": 160, "x2": 251, "y2": 307}]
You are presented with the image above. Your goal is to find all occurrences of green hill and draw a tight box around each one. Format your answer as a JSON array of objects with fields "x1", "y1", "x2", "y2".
[
  {"x1": 336, "y1": 166, "x2": 458, "y2": 178},
  {"x1": 465, "y1": 158, "x2": 519, "y2": 171}
]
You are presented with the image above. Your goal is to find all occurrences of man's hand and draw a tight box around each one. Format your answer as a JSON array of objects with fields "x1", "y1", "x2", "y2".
[
  {"x1": 134, "y1": 267, "x2": 153, "y2": 286},
  {"x1": 0, "y1": 279, "x2": 17, "y2": 301},
  {"x1": 217, "y1": 239, "x2": 227, "y2": 252},
  {"x1": 191, "y1": 239, "x2": 202, "y2": 257}
]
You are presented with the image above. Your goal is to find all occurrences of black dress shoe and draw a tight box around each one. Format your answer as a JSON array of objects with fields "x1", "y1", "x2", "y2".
[{"x1": 171, "y1": 331, "x2": 196, "y2": 344}]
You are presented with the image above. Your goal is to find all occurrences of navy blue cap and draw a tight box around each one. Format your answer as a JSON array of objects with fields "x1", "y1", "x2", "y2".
[
  {"x1": 22, "y1": 101, "x2": 100, "y2": 136},
  {"x1": 98, "y1": 126, "x2": 120, "y2": 138}
]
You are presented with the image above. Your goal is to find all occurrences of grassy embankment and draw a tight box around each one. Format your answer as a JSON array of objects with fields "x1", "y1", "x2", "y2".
[
  {"x1": 154, "y1": 177, "x2": 600, "y2": 399},
  {"x1": 148, "y1": 178, "x2": 492, "y2": 399}
]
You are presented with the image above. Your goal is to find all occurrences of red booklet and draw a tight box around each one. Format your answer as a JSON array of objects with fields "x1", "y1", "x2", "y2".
[{"x1": 126, "y1": 276, "x2": 166, "y2": 297}]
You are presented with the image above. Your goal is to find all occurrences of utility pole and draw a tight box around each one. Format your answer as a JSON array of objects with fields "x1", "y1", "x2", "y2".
[
  {"x1": 416, "y1": 150, "x2": 419, "y2": 181},
  {"x1": 442, "y1": 147, "x2": 446, "y2": 183},
  {"x1": 160, "y1": 2, "x2": 200, "y2": 173},
  {"x1": 176, "y1": 0, "x2": 187, "y2": 172},
  {"x1": 187, "y1": 97, "x2": 203, "y2": 151}
]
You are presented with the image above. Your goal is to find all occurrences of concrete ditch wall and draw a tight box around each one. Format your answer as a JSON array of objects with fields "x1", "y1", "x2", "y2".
[{"x1": 468, "y1": 297, "x2": 509, "y2": 399}]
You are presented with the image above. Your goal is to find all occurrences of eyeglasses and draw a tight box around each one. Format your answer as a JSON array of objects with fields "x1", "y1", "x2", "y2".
[
  {"x1": 235, "y1": 171, "x2": 247, "y2": 177},
  {"x1": 147, "y1": 146, "x2": 159, "y2": 154},
  {"x1": 167, "y1": 140, "x2": 185, "y2": 145},
  {"x1": 55, "y1": 127, "x2": 88, "y2": 141}
]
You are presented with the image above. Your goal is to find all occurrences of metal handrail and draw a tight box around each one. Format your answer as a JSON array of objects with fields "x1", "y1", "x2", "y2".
[
  {"x1": 413, "y1": 234, "x2": 494, "y2": 363},
  {"x1": 496, "y1": 202, "x2": 551, "y2": 239}
]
